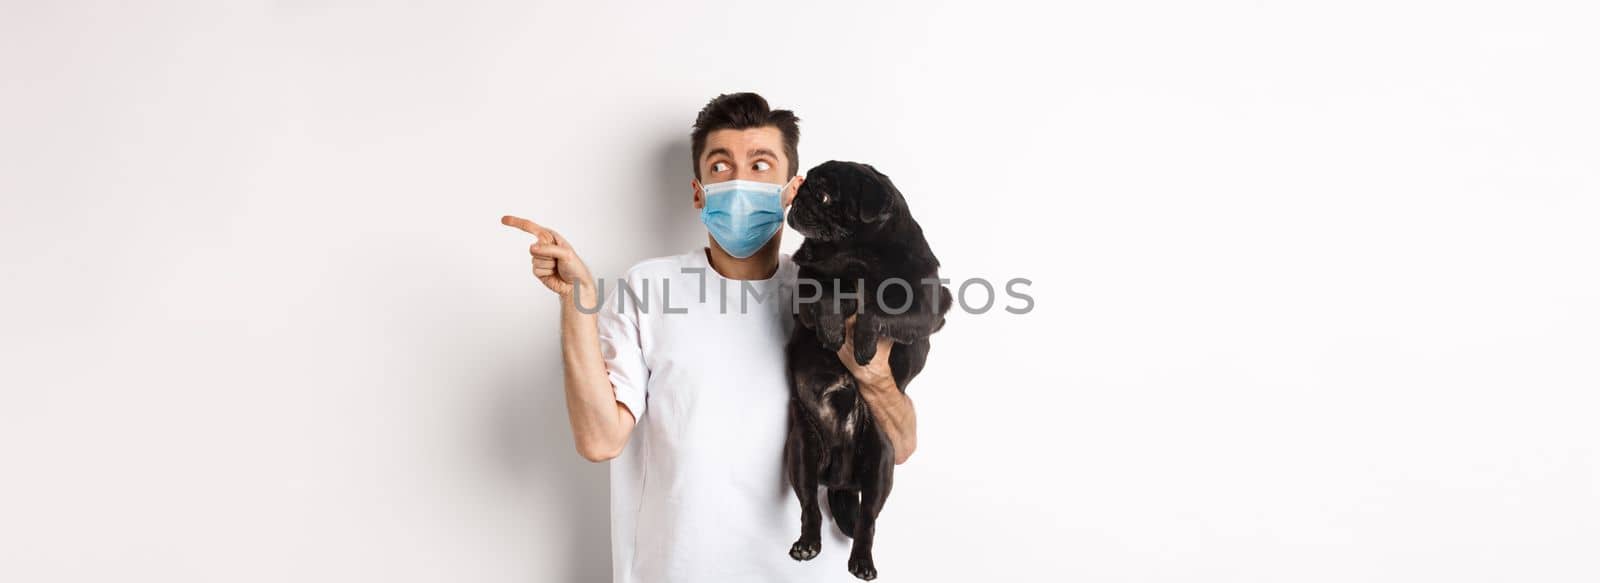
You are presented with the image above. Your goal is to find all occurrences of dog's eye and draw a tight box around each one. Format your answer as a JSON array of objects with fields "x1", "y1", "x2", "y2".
[{"x1": 821, "y1": 193, "x2": 831, "y2": 204}]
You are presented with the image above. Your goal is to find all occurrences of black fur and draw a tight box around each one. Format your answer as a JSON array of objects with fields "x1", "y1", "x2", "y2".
[{"x1": 783, "y1": 161, "x2": 951, "y2": 580}]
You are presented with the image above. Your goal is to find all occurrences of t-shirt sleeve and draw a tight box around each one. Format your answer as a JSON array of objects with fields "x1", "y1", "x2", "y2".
[{"x1": 596, "y1": 277, "x2": 649, "y2": 422}]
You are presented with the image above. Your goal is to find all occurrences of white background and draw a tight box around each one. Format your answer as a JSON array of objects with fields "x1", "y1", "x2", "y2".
[{"x1": 3, "y1": 1, "x2": 1597, "y2": 581}]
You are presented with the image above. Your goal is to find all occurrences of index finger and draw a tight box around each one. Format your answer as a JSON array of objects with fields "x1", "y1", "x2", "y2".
[{"x1": 501, "y1": 215, "x2": 550, "y2": 239}]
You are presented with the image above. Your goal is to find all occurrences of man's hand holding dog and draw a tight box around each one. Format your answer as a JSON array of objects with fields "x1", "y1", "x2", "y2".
[{"x1": 840, "y1": 315, "x2": 917, "y2": 464}]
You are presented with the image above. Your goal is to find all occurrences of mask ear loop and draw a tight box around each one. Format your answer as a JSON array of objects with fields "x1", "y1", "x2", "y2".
[{"x1": 779, "y1": 176, "x2": 799, "y2": 202}]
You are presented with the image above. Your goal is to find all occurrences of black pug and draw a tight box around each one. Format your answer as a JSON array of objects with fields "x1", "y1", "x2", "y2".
[{"x1": 783, "y1": 160, "x2": 952, "y2": 580}]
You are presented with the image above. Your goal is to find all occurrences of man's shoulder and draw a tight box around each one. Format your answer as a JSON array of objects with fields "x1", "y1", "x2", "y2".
[
  {"x1": 620, "y1": 248, "x2": 705, "y2": 280},
  {"x1": 617, "y1": 247, "x2": 798, "y2": 283}
]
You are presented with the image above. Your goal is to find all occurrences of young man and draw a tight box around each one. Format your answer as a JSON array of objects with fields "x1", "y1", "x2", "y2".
[{"x1": 501, "y1": 92, "x2": 917, "y2": 582}]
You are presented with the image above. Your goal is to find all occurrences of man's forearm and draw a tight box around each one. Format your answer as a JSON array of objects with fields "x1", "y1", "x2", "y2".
[
  {"x1": 859, "y1": 377, "x2": 917, "y2": 464},
  {"x1": 560, "y1": 281, "x2": 632, "y2": 461}
]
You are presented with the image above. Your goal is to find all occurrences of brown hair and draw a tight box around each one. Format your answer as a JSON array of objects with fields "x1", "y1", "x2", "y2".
[{"x1": 690, "y1": 92, "x2": 801, "y2": 180}]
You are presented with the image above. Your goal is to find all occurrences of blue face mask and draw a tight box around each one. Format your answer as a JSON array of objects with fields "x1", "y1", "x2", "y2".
[{"x1": 699, "y1": 177, "x2": 795, "y2": 259}]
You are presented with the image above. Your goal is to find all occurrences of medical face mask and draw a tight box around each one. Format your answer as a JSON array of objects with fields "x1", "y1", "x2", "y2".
[{"x1": 699, "y1": 177, "x2": 794, "y2": 259}]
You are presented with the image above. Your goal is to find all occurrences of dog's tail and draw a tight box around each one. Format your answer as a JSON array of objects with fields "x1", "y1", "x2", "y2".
[{"x1": 828, "y1": 489, "x2": 859, "y2": 538}]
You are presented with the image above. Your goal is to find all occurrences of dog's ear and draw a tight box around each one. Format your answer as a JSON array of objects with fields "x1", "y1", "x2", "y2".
[
  {"x1": 856, "y1": 166, "x2": 898, "y2": 224},
  {"x1": 856, "y1": 183, "x2": 894, "y2": 224}
]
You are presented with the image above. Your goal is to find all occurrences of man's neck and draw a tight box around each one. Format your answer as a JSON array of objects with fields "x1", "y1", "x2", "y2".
[{"x1": 704, "y1": 235, "x2": 782, "y2": 280}]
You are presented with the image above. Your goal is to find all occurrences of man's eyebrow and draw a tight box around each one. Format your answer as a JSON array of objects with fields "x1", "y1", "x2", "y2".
[{"x1": 703, "y1": 147, "x2": 779, "y2": 162}]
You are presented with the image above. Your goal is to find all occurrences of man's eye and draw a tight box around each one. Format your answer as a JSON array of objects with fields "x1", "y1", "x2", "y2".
[
  {"x1": 712, "y1": 162, "x2": 729, "y2": 172},
  {"x1": 754, "y1": 160, "x2": 770, "y2": 171}
]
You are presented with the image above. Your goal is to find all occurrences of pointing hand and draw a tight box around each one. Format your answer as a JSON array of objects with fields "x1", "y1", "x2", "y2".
[{"x1": 501, "y1": 215, "x2": 594, "y2": 297}]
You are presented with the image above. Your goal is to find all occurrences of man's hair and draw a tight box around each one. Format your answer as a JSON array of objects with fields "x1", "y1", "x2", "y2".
[{"x1": 690, "y1": 92, "x2": 801, "y2": 181}]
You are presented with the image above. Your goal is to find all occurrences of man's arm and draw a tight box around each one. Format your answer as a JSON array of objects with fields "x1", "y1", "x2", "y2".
[
  {"x1": 858, "y1": 369, "x2": 918, "y2": 465},
  {"x1": 837, "y1": 317, "x2": 918, "y2": 465},
  {"x1": 559, "y1": 281, "x2": 638, "y2": 462},
  {"x1": 503, "y1": 215, "x2": 635, "y2": 462}
]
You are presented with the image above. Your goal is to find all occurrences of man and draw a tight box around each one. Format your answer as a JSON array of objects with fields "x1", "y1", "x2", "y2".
[{"x1": 501, "y1": 92, "x2": 917, "y2": 582}]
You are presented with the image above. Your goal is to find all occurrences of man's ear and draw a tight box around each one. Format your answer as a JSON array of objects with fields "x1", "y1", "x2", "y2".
[
  {"x1": 692, "y1": 179, "x2": 705, "y2": 210},
  {"x1": 782, "y1": 175, "x2": 804, "y2": 207}
]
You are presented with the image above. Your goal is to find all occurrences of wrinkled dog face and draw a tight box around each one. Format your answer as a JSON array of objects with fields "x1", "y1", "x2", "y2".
[{"x1": 786, "y1": 160, "x2": 896, "y2": 242}]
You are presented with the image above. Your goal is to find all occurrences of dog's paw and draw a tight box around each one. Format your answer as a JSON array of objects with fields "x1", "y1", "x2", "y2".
[
  {"x1": 848, "y1": 555, "x2": 878, "y2": 580},
  {"x1": 789, "y1": 536, "x2": 821, "y2": 561},
  {"x1": 852, "y1": 339, "x2": 877, "y2": 366},
  {"x1": 851, "y1": 318, "x2": 880, "y2": 366}
]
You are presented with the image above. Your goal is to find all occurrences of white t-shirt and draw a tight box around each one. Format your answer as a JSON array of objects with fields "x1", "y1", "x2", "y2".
[{"x1": 597, "y1": 247, "x2": 856, "y2": 583}]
